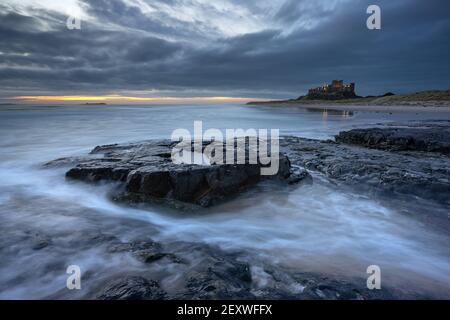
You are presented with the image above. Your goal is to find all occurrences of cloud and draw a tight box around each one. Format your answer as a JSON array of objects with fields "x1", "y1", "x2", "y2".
[{"x1": 0, "y1": 0, "x2": 449, "y2": 100}]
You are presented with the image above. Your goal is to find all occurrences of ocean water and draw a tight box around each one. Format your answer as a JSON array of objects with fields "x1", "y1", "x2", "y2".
[{"x1": 0, "y1": 104, "x2": 449, "y2": 299}]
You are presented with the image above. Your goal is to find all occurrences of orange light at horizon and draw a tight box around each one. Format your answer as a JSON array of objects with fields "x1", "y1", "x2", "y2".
[{"x1": 12, "y1": 95, "x2": 264, "y2": 103}]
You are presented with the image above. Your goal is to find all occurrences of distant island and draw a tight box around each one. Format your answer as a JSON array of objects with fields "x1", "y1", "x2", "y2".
[
  {"x1": 85, "y1": 102, "x2": 107, "y2": 105},
  {"x1": 247, "y1": 80, "x2": 450, "y2": 108}
]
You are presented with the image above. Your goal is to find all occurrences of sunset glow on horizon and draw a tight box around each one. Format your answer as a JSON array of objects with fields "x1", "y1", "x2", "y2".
[{"x1": 12, "y1": 95, "x2": 264, "y2": 104}]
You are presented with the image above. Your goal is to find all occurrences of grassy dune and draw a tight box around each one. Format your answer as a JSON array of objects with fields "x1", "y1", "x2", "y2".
[{"x1": 247, "y1": 90, "x2": 450, "y2": 107}]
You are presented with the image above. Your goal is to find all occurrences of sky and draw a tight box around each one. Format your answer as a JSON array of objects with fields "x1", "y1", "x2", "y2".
[{"x1": 0, "y1": 0, "x2": 449, "y2": 103}]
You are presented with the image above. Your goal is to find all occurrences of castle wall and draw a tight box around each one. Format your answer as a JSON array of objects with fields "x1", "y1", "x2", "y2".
[{"x1": 306, "y1": 80, "x2": 356, "y2": 100}]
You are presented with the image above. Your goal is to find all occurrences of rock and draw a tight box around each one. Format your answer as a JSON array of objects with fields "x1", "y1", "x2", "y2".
[
  {"x1": 281, "y1": 126, "x2": 450, "y2": 231},
  {"x1": 56, "y1": 138, "x2": 310, "y2": 208},
  {"x1": 91, "y1": 240, "x2": 415, "y2": 300},
  {"x1": 108, "y1": 240, "x2": 182, "y2": 264},
  {"x1": 179, "y1": 255, "x2": 254, "y2": 299},
  {"x1": 335, "y1": 126, "x2": 450, "y2": 154},
  {"x1": 299, "y1": 280, "x2": 393, "y2": 300},
  {"x1": 97, "y1": 276, "x2": 165, "y2": 300},
  {"x1": 281, "y1": 134, "x2": 450, "y2": 207},
  {"x1": 25, "y1": 231, "x2": 51, "y2": 250},
  {"x1": 108, "y1": 240, "x2": 161, "y2": 253},
  {"x1": 47, "y1": 123, "x2": 449, "y2": 225},
  {"x1": 172, "y1": 242, "x2": 400, "y2": 300},
  {"x1": 43, "y1": 156, "x2": 97, "y2": 168},
  {"x1": 286, "y1": 166, "x2": 313, "y2": 185}
]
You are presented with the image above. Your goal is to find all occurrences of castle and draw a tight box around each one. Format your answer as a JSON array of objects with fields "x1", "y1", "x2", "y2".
[{"x1": 307, "y1": 80, "x2": 357, "y2": 100}]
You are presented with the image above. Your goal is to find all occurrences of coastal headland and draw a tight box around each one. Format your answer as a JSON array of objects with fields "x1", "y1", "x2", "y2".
[{"x1": 247, "y1": 82, "x2": 450, "y2": 111}]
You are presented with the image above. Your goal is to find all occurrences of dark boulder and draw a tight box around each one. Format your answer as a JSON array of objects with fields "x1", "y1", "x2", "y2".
[{"x1": 56, "y1": 138, "x2": 310, "y2": 208}]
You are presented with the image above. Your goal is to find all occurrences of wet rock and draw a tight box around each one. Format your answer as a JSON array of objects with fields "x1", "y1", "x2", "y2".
[
  {"x1": 281, "y1": 123, "x2": 450, "y2": 231},
  {"x1": 56, "y1": 138, "x2": 310, "y2": 208},
  {"x1": 171, "y1": 243, "x2": 401, "y2": 300},
  {"x1": 296, "y1": 276, "x2": 396, "y2": 300},
  {"x1": 281, "y1": 135, "x2": 450, "y2": 206},
  {"x1": 108, "y1": 240, "x2": 162, "y2": 253},
  {"x1": 97, "y1": 276, "x2": 165, "y2": 300},
  {"x1": 335, "y1": 126, "x2": 450, "y2": 154},
  {"x1": 181, "y1": 259, "x2": 253, "y2": 299},
  {"x1": 230, "y1": 262, "x2": 252, "y2": 283},
  {"x1": 47, "y1": 123, "x2": 449, "y2": 226},
  {"x1": 108, "y1": 240, "x2": 182, "y2": 264},
  {"x1": 286, "y1": 166, "x2": 313, "y2": 185},
  {"x1": 154, "y1": 242, "x2": 255, "y2": 299},
  {"x1": 25, "y1": 231, "x2": 51, "y2": 250},
  {"x1": 92, "y1": 240, "x2": 413, "y2": 300},
  {"x1": 43, "y1": 156, "x2": 99, "y2": 168}
]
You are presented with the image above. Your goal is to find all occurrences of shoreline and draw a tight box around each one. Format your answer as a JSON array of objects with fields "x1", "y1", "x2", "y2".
[
  {"x1": 246, "y1": 101, "x2": 450, "y2": 112},
  {"x1": 246, "y1": 90, "x2": 450, "y2": 112}
]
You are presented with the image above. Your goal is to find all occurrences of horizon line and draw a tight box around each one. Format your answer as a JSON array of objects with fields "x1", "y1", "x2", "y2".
[{"x1": 11, "y1": 95, "x2": 267, "y2": 104}]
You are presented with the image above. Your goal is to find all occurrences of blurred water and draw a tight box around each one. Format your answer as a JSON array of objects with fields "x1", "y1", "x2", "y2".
[{"x1": 0, "y1": 104, "x2": 449, "y2": 299}]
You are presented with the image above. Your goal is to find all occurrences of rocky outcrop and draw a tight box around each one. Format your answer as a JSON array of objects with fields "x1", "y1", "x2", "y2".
[
  {"x1": 280, "y1": 123, "x2": 450, "y2": 232},
  {"x1": 335, "y1": 126, "x2": 450, "y2": 154},
  {"x1": 282, "y1": 136, "x2": 450, "y2": 206},
  {"x1": 47, "y1": 139, "x2": 310, "y2": 208},
  {"x1": 46, "y1": 123, "x2": 450, "y2": 213}
]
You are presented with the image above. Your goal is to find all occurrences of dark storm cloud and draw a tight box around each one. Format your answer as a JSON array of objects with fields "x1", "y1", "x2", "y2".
[
  {"x1": 0, "y1": 0, "x2": 449, "y2": 99},
  {"x1": 80, "y1": 0, "x2": 215, "y2": 42}
]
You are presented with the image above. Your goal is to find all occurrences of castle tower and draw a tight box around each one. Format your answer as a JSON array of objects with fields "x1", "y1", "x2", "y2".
[{"x1": 331, "y1": 80, "x2": 343, "y2": 89}]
